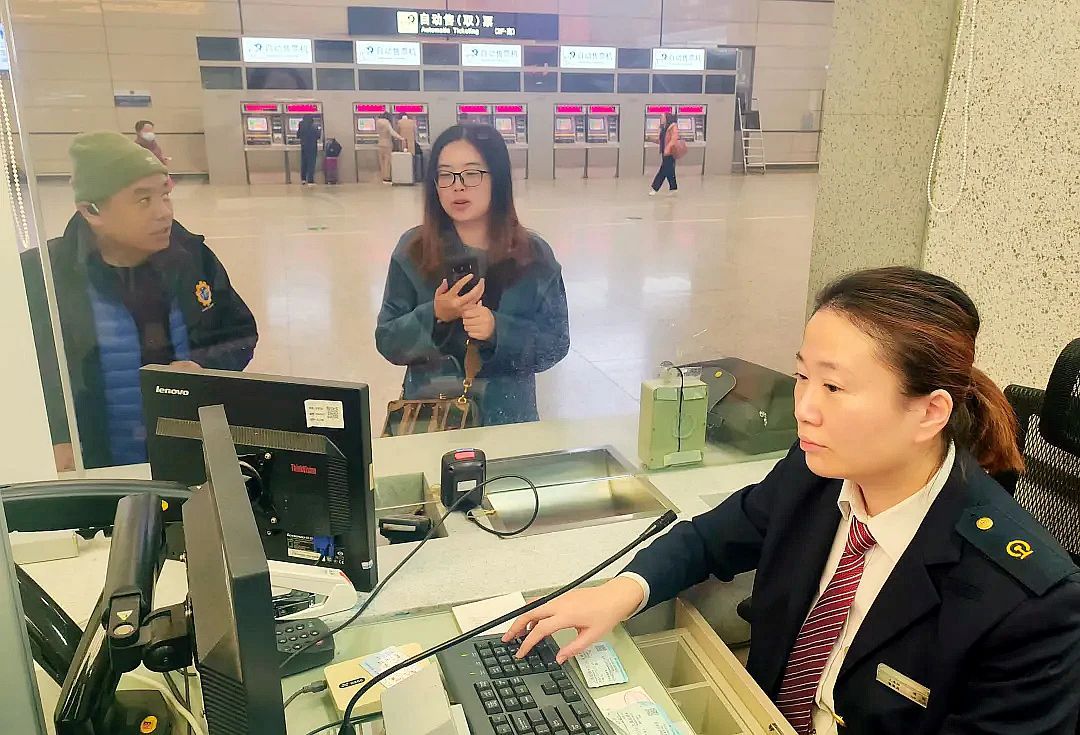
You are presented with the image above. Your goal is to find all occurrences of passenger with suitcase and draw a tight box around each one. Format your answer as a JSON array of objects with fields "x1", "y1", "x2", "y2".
[{"x1": 376, "y1": 113, "x2": 404, "y2": 183}]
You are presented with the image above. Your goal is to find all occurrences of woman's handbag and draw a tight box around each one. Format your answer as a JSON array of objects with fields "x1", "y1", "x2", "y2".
[
  {"x1": 671, "y1": 138, "x2": 689, "y2": 160},
  {"x1": 382, "y1": 341, "x2": 483, "y2": 436}
]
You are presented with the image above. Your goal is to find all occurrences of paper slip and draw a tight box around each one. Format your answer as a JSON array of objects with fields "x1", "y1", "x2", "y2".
[
  {"x1": 361, "y1": 646, "x2": 425, "y2": 689},
  {"x1": 451, "y1": 592, "x2": 527, "y2": 636},
  {"x1": 595, "y1": 687, "x2": 682, "y2": 735},
  {"x1": 574, "y1": 642, "x2": 629, "y2": 688}
]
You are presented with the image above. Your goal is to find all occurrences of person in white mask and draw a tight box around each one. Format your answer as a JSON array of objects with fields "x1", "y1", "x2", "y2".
[{"x1": 134, "y1": 120, "x2": 171, "y2": 165}]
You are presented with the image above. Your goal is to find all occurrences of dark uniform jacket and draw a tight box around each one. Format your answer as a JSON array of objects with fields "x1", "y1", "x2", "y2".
[
  {"x1": 623, "y1": 444, "x2": 1080, "y2": 735},
  {"x1": 21, "y1": 213, "x2": 258, "y2": 468}
]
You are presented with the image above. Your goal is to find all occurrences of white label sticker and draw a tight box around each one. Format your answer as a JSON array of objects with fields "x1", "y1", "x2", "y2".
[
  {"x1": 305, "y1": 399, "x2": 345, "y2": 429},
  {"x1": 363, "y1": 646, "x2": 425, "y2": 688},
  {"x1": 575, "y1": 642, "x2": 629, "y2": 688}
]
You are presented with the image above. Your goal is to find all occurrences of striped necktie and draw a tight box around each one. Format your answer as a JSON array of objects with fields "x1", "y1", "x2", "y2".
[{"x1": 775, "y1": 516, "x2": 877, "y2": 734}]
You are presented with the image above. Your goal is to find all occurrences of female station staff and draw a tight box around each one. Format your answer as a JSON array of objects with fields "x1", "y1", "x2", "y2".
[{"x1": 506, "y1": 267, "x2": 1080, "y2": 735}]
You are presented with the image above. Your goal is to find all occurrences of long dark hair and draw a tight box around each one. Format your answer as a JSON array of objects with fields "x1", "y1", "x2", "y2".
[
  {"x1": 814, "y1": 267, "x2": 1023, "y2": 476},
  {"x1": 409, "y1": 124, "x2": 531, "y2": 278}
]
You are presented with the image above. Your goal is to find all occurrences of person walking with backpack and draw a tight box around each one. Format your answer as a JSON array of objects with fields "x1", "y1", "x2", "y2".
[{"x1": 649, "y1": 112, "x2": 681, "y2": 196}]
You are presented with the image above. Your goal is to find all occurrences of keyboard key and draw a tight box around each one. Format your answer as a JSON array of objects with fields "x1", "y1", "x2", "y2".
[
  {"x1": 509, "y1": 677, "x2": 526, "y2": 687},
  {"x1": 551, "y1": 671, "x2": 568, "y2": 681},
  {"x1": 484, "y1": 699, "x2": 504, "y2": 715},
  {"x1": 511, "y1": 712, "x2": 533, "y2": 733},
  {"x1": 543, "y1": 707, "x2": 566, "y2": 730},
  {"x1": 488, "y1": 666, "x2": 504, "y2": 678},
  {"x1": 558, "y1": 679, "x2": 574, "y2": 691},
  {"x1": 553, "y1": 731, "x2": 568, "y2": 735},
  {"x1": 542, "y1": 682, "x2": 560, "y2": 696},
  {"x1": 519, "y1": 695, "x2": 537, "y2": 709},
  {"x1": 483, "y1": 656, "x2": 498, "y2": 668},
  {"x1": 494, "y1": 725, "x2": 513, "y2": 735},
  {"x1": 527, "y1": 711, "x2": 546, "y2": 726},
  {"x1": 579, "y1": 716, "x2": 600, "y2": 732},
  {"x1": 562, "y1": 689, "x2": 581, "y2": 703},
  {"x1": 566, "y1": 723, "x2": 583, "y2": 734},
  {"x1": 570, "y1": 703, "x2": 591, "y2": 719},
  {"x1": 504, "y1": 697, "x2": 521, "y2": 711},
  {"x1": 535, "y1": 726, "x2": 552, "y2": 735},
  {"x1": 492, "y1": 715, "x2": 508, "y2": 726},
  {"x1": 498, "y1": 686, "x2": 516, "y2": 699},
  {"x1": 514, "y1": 685, "x2": 530, "y2": 697},
  {"x1": 516, "y1": 662, "x2": 533, "y2": 675},
  {"x1": 499, "y1": 655, "x2": 516, "y2": 667},
  {"x1": 481, "y1": 689, "x2": 499, "y2": 702},
  {"x1": 475, "y1": 681, "x2": 493, "y2": 692}
]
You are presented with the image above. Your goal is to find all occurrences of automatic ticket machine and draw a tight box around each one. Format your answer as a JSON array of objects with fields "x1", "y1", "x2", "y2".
[
  {"x1": 240, "y1": 101, "x2": 323, "y2": 185},
  {"x1": 553, "y1": 104, "x2": 621, "y2": 179},
  {"x1": 457, "y1": 103, "x2": 529, "y2": 179},
  {"x1": 242, "y1": 102, "x2": 286, "y2": 184},
  {"x1": 644, "y1": 104, "x2": 708, "y2": 175},
  {"x1": 354, "y1": 103, "x2": 431, "y2": 182}
]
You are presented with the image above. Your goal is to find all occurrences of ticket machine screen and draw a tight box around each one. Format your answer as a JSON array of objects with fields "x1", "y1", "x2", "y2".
[
  {"x1": 357, "y1": 118, "x2": 376, "y2": 133},
  {"x1": 555, "y1": 118, "x2": 574, "y2": 134},
  {"x1": 495, "y1": 117, "x2": 514, "y2": 135},
  {"x1": 288, "y1": 118, "x2": 302, "y2": 133},
  {"x1": 247, "y1": 117, "x2": 269, "y2": 133},
  {"x1": 588, "y1": 119, "x2": 606, "y2": 133},
  {"x1": 677, "y1": 119, "x2": 694, "y2": 134}
]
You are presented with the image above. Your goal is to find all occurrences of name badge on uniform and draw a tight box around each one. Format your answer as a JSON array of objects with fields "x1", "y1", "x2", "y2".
[{"x1": 876, "y1": 664, "x2": 929, "y2": 708}]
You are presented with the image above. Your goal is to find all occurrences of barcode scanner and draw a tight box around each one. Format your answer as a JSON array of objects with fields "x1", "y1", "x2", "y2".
[{"x1": 441, "y1": 448, "x2": 486, "y2": 511}]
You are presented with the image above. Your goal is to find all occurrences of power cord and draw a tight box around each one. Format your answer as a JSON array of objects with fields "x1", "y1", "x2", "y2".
[
  {"x1": 661, "y1": 362, "x2": 687, "y2": 453},
  {"x1": 284, "y1": 680, "x2": 329, "y2": 709},
  {"x1": 301, "y1": 714, "x2": 380, "y2": 735},
  {"x1": 124, "y1": 673, "x2": 207, "y2": 735},
  {"x1": 466, "y1": 474, "x2": 539, "y2": 538},
  {"x1": 278, "y1": 474, "x2": 542, "y2": 673}
]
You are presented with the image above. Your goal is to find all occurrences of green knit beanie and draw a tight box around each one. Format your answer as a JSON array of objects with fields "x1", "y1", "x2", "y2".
[{"x1": 69, "y1": 131, "x2": 168, "y2": 204}]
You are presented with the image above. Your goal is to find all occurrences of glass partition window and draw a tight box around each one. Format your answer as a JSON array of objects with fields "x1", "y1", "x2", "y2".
[{"x1": 5, "y1": 1, "x2": 832, "y2": 477}]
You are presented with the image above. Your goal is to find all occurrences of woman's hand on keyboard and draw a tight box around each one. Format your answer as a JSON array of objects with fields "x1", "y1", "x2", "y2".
[{"x1": 501, "y1": 578, "x2": 646, "y2": 664}]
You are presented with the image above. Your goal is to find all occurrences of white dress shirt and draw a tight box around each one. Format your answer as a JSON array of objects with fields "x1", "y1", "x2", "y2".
[{"x1": 620, "y1": 443, "x2": 956, "y2": 734}]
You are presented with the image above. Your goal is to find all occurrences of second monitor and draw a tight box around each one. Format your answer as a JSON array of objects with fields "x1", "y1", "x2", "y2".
[{"x1": 140, "y1": 365, "x2": 377, "y2": 591}]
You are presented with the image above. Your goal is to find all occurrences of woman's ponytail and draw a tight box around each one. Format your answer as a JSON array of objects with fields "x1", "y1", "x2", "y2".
[{"x1": 965, "y1": 367, "x2": 1024, "y2": 476}]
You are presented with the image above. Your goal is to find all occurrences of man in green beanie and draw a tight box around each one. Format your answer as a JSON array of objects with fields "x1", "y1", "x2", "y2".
[{"x1": 22, "y1": 131, "x2": 258, "y2": 470}]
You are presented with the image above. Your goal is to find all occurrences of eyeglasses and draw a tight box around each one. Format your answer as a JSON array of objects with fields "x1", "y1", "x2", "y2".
[{"x1": 436, "y1": 169, "x2": 489, "y2": 189}]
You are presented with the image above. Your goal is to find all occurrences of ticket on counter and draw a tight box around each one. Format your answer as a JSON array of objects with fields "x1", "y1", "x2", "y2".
[
  {"x1": 574, "y1": 642, "x2": 629, "y2": 688},
  {"x1": 361, "y1": 646, "x2": 425, "y2": 689},
  {"x1": 595, "y1": 687, "x2": 683, "y2": 735}
]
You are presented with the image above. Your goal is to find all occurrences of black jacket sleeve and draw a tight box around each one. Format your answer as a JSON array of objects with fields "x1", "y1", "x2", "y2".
[
  {"x1": 940, "y1": 576, "x2": 1080, "y2": 734},
  {"x1": 480, "y1": 267, "x2": 570, "y2": 376},
  {"x1": 190, "y1": 242, "x2": 258, "y2": 371},
  {"x1": 621, "y1": 444, "x2": 804, "y2": 609},
  {"x1": 20, "y1": 248, "x2": 71, "y2": 445}
]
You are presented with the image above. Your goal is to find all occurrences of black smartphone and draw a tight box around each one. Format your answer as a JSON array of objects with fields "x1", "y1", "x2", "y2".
[{"x1": 447, "y1": 254, "x2": 480, "y2": 295}]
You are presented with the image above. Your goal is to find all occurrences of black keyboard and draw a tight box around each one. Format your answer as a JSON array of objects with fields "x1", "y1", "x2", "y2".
[{"x1": 437, "y1": 634, "x2": 615, "y2": 735}]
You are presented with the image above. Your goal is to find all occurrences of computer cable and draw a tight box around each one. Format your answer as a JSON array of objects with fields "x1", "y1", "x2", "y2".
[
  {"x1": 332, "y1": 510, "x2": 679, "y2": 735},
  {"x1": 278, "y1": 475, "x2": 542, "y2": 673},
  {"x1": 661, "y1": 362, "x2": 686, "y2": 454},
  {"x1": 162, "y1": 671, "x2": 191, "y2": 735},
  {"x1": 284, "y1": 680, "x2": 329, "y2": 708},
  {"x1": 300, "y1": 714, "x2": 379, "y2": 735},
  {"x1": 125, "y1": 672, "x2": 207, "y2": 735},
  {"x1": 466, "y1": 474, "x2": 539, "y2": 538}
]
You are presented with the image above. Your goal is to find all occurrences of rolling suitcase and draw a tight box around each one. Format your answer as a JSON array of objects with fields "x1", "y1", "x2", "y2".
[
  {"x1": 391, "y1": 151, "x2": 415, "y2": 185},
  {"x1": 323, "y1": 155, "x2": 339, "y2": 185}
]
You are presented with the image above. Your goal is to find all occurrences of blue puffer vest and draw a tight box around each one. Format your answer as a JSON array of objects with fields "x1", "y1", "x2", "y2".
[{"x1": 87, "y1": 283, "x2": 191, "y2": 464}]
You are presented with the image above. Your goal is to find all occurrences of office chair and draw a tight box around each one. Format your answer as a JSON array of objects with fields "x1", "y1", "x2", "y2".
[{"x1": 1004, "y1": 338, "x2": 1080, "y2": 564}]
